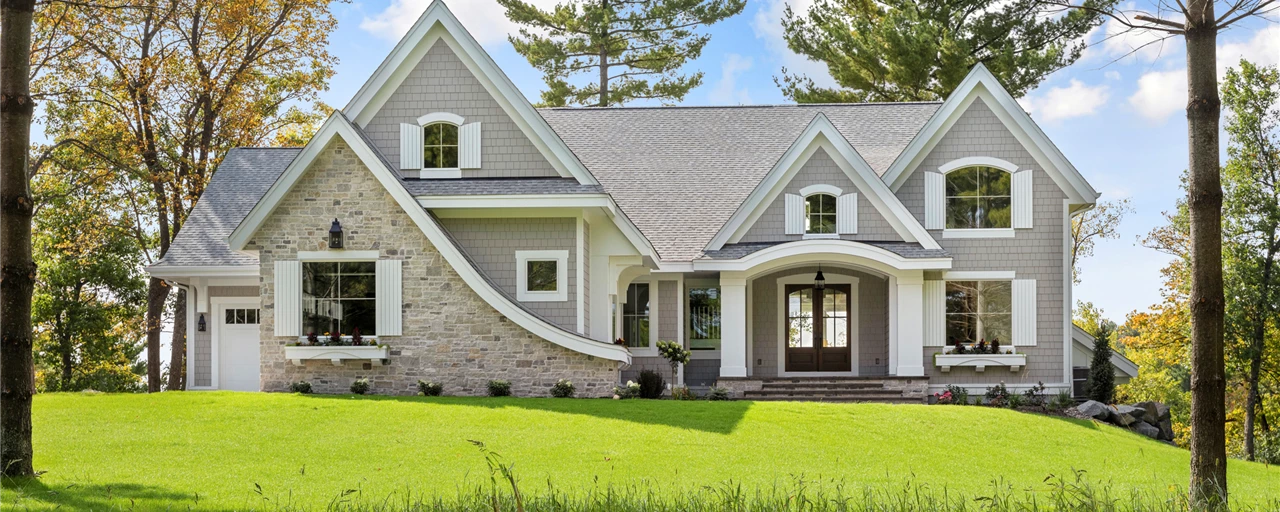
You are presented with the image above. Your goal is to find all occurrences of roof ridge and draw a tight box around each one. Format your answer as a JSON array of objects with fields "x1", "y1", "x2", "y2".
[
  {"x1": 537, "y1": 102, "x2": 943, "y2": 111},
  {"x1": 229, "y1": 146, "x2": 305, "y2": 150}
]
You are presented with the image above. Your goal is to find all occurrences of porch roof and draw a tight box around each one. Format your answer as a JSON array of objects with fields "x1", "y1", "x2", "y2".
[{"x1": 699, "y1": 241, "x2": 950, "y2": 260}]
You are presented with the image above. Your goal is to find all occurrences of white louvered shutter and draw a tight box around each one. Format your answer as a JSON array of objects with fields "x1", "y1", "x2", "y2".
[
  {"x1": 837, "y1": 193, "x2": 858, "y2": 235},
  {"x1": 1012, "y1": 170, "x2": 1033, "y2": 229},
  {"x1": 923, "y1": 280, "x2": 946, "y2": 347},
  {"x1": 274, "y1": 260, "x2": 302, "y2": 337},
  {"x1": 400, "y1": 123, "x2": 423, "y2": 170},
  {"x1": 784, "y1": 194, "x2": 804, "y2": 235},
  {"x1": 376, "y1": 259, "x2": 403, "y2": 336},
  {"x1": 1012, "y1": 279, "x2": 1037, "y2": 346},
  {"x1": 925, "y1": 172, "x2": 945, "y2": 230},
  {"x1": 459, "y1": 122, "x2": 482, "y2": 169}
]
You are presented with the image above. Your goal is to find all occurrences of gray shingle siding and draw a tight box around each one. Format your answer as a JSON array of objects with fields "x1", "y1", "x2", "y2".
[
  {"x1": 436, "y1": 217, "x2": 578, "y2": 332},
  {"x1": 897, "y1": 98, "x2": 1068, "y2": 385},
  {"x1": 363, "y1": 40, "x2": 560, "y2": 179}
]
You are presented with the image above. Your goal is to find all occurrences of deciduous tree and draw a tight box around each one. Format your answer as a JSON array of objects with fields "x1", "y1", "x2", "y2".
[{"x1": 1071, "y1": 199, "x2": 1132, "y2": 284}]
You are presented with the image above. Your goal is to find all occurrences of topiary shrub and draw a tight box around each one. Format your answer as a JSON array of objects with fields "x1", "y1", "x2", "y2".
[
  {"x1": 418, "y1": 380, "x2": 443, "y2": 397},
  {"x1": 290, "y1": 381, "x2": 313, "y2": 394},
  {"x1": 551, "y1": 379, "x2": 575, "y2": 398},
  {"x1": 637, "y1": 369, "x2": 665, "y2": 399},
  {"x1": 707, "y1": 387, "x2": 731, "y2": 401},
  {"x1": 1086, "y1": 323, "x2": 1116, "y2": 404},
  {"x1": 487, "y1": 380, "x2": 512, "y2": 397},
  {"x1": 350, "y1": 378, "x2": 370, "y2": 395}
]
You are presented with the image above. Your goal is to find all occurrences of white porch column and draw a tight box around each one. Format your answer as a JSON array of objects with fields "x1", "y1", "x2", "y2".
[
  {"x1": 894, "y1": 271, "x2": 926, "y2": 377},
  {"x1": 719, "y1": 273, "x2": 748, "y2": 378}
]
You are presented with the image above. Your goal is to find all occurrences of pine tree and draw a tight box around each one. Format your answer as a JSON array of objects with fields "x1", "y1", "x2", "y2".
[
  {"x1": 1086, "y1": 323, "x2": 1116, "y2": 404},
  {"x1": 499, "y1": 0, "x2": 746, "y2": 107}
]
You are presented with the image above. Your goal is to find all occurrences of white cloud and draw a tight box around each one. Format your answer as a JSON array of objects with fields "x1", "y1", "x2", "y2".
[
  {"x1": 1021, "y1": 79, "x2": 1111, "y2": 122},
  {"x1": 1100, "y1": 17, "x2": 1181, "y2": 62},
  {"x1": 710, "y1": 54, "x2": 754, "y2": 105},
  {"x1": 360, "y1": 0, "x2": 559, "y2": 44},
  {"x1": 1105, "y1": 70, "x2": 1121, "y2": 81},
  {"x1": 751, "y1": 0, "x2": 837, "y2": 90},
  {"x1": 1126, "y1": 26, "x2": 1280, "y2": 123}
]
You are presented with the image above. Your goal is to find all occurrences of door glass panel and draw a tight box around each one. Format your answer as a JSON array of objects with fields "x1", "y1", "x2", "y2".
[
  {"x1": 787, "y1": 288, "x2": 813, "y2": 348},
  {"x1": 688, "y1": 286, "x2": 721, "y2": 351},
  {"x1": 823, "y1": 288, "x2": 849, "y2": 347}
]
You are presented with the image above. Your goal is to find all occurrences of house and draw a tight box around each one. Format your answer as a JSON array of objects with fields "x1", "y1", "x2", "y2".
[
  {"x1": 147, "y1": 0, "x2": 1115, "y2": 399},
  {"x1": 1071, "y1": 325, "x2": 1140, "y2": 398}
]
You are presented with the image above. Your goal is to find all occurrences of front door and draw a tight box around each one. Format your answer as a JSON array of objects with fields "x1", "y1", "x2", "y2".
[
  {"x1": 785, "y1": 284, "x2": 852, "y2": 372},
  {"x1": 217, "y1": 303, "x2": 261, "y2": 391}
]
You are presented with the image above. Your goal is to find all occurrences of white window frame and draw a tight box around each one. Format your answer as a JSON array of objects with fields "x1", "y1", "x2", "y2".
[
  {"x1": 799, "y1": 184, "x2": 843, "y2": 239},
  {"x1": 419, "y1": 114, "x2": 463, "y2": 179},
  {"x1": 297, "y1": 253, "x2": 381, "y2": 342},
  {"x1": 938, "y1": 157, "x2": 1018, "y2": 238},
  {"x1": 940, "y1": 275, "x2": 1014, "y2": 351},
  {"x1": 620, "y1": 277, "x2": 658, "y2": 356},
  {"x1": 516, "y1": 250, "x2": 569, "y2": 302},
  {"x1": 685, "y1": 277, "x2": 722, "y2": 359}
]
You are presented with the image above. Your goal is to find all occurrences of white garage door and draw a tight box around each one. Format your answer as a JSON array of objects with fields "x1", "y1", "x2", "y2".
[{"x1": 218, "y1": 304, "x2": 261, "y2": 391}]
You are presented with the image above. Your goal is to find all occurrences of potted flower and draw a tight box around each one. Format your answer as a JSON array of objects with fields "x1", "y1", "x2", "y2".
[
  {"x1": 307, "y1": 332, "x2": 319, "y2": 345},
  {"x1": 351, "y1": 327, "x2": 363, "y2": 346}
]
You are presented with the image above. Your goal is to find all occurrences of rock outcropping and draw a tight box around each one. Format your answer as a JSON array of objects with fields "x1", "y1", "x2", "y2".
[{"x1": 1075, "y1": 400, "x2": 1174, "y2": 442}]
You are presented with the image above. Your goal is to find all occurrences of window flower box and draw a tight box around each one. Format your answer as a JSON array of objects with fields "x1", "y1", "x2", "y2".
[
  {"x1": 285, "y1": 345, "x2": 389, "y2": 367},
  {"x1": 934, "y1": 348, "x2": 1026, "y2": 373}
]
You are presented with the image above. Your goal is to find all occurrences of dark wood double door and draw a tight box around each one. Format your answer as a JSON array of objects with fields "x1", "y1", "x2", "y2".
[{"x1": 784, "y1": 284, "x2": 852, "y2": 373}]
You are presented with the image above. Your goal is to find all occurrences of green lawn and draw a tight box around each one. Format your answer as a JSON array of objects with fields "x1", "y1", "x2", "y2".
[{"x1": 3, "y1": 392, "x2": 1278, "y2": 510}]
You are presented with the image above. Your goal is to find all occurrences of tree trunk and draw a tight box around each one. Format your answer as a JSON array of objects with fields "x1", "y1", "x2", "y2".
[
  {"x1": 0, "y1": 0, "x2": 38, "y2": 479},
  {"x1": 168, "y1": 287, "x2": 186, "y2": 390},
  {"x1": 597, "y1": 0, "x2": 609, "y2": 107},
  {"x1": 1184, "y1": 1, "x2": 1227, "y2": 507},
  {"x1": 1243, "y1": 241, "x2": 1275, "y2": 461},
  {"x1": 145, "y1": 277, "x2": 169, "y2": 392}
]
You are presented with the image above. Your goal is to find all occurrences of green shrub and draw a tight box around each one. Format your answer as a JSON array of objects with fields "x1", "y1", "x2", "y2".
[
  {"x1": 1086, "y1": 323, "x2": 1117, "y2": 404},
  {"x1": 1006, "y1": 392, "x2": 1026, "y2": 409},
  {"x1": 487, "y1": 380, "x2": 512, "y2": 397},
  {"x1": 1022, "y1": 381, "x2": 1047, "y2": 407},
  {"x1": 943, "y1": 384, "x2": 970, "y2": 405},
  {"x1": 350, "y1": 378, "x2": 370, "y2": 395},
  {"x1": 637, "y1": 370, "x2": 665, "y2": 399},
  {"x1": 1049, "y1": 390, "x2": 1075, "y2": 411},
  {"x1": 550, "y1": 379, "x2": 575, "y2": 398},
  {"x1": 290, "y1": 381, "x2": 313, "y2": 394},
  {"x1": 708, "y1": 387, "x2": 731, "y2": 401},
  {"x1": 613, "y1": 381, "x2": 640, "y2": 399},
  {"x1": 671, "y1": 385, "x2": 696, "y2": 401},
  {"x1": 417, "y1": 380, "x2": 443, "y2": 397},
  {"x1": 984, "y1": 382, "x2": 1010, "y2": 406}
]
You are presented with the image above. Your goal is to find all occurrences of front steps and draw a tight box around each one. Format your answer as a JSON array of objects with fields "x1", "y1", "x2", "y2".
[{"x1": 740, "y1": 377, "x2": 927, "y2": 404}]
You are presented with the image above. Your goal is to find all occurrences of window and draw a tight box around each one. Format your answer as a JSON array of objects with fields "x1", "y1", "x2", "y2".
[
  {"x1": 224, "y1": 308, "x2": 259, "y2": 325},
  {"x1": 805, "y1": 193, "x2": 836, "y2": 234},
  {"x1": 423, "y1": 122, "x2": 459, "y2": 169},
  {"x1": 516, "y1": 250, "x2": 568, "y2": 301},
  {"x1": 945, "y1": 281, "x2": 1011, "y2": 345},
  {"x1": 786, "y1": 285, "x2": 849, "y2": 348},
  {"x1": 945, "y1": 166, "x2": 1011, "y2": 229},
  {"x1": 622, "y1": 283, "x2": 650, "y2": 349},
  {"x1": 688, "y1": 285, "x2": 720, "y2": 351},
  {"x1": 303, "y1": 261, "x2": 376, "y2": 337}
]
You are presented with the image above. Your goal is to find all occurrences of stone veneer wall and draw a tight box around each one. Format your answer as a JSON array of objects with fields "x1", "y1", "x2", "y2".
[{"x1": 245, "y1": 138, "x2": 618, "y2": 396}]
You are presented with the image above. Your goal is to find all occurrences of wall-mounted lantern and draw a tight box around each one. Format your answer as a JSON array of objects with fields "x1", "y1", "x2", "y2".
[
  {"x1": 329, "y1": 218, "x2": 344, "y2": 249},
  {"x1": 197, "y1": 313, "x2": 207, "y2": 332}
]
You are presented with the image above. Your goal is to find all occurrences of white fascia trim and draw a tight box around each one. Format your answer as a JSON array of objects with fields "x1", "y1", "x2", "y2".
[
  {"x1": 882, "y1": 64, "x2": 1098, "y2": 204},
  {"x1": 707, "y1": 114, "x2": 941, "y2": 251},
  {"x1": 227, "y1": 114, "x2": 630, "y2": 363},
  {"x1": 297, "y1": 250, "x2": 380, "y2": 261},
  {"x1": 799, "y1": 184, "x2": 842, "y2": 197},
  {"x1": 147, "y1": 265, "x2": 259, "y2": 279},
  {"x1": 340, "y1": 2, "x2": 598, "y2": 186},
  {"x1": 417, "y1": 194, "x2": 614, "y2": 209},
  {"x1": 692, "y1": 240, "x2": 952, "y2": 277},
  {"x1": 941, "y1": 271, "x2": 1015, "y2": 280},
  {"x1": 516, "y1": 250, "x2": 570, "y2": 302},
  {"x1": 417, "y1": 112, "x2": 464, "y2": 126},
  {"x1": 939, "y1": 156, "x2": 1018, "y2": 174},
  {"x1": 942, "y1": 228, "x2": 1015, "y2": 239}
]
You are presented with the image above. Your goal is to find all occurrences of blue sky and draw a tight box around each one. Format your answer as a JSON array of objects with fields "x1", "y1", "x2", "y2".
[{"x1": 335, "y1": 1, "x2": 1277, "y2": 323}]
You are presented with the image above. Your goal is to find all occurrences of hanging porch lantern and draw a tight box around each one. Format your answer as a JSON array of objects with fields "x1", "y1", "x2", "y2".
[{"x1": 814, "y1": 266, "x2": 826, "y2": 290}]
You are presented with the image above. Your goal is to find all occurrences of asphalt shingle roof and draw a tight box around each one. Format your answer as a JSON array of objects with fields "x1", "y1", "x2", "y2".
[
  {"x1": 538, "y1": 103, "x2": 941, "y2": 260},
  {"x1": 700, "y1": 241, "x2": 949, "y2": 260},
  {"x1": 401, "y1": 178, "x2": 603, "y2": 196}
]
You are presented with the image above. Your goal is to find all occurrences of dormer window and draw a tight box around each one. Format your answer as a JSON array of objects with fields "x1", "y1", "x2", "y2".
[
  {"x1": 945, "y1": 166, "x2": 1011, "y2": 229},
  {"x1": 423, "y1": 122, "x2": 459, "y2": 169},
  {"x1": 805, "y1": 193, "x2": 837, "y2": 234},
  {"x1": 784, "y1": 184, "x2": 857, "y2": 237}
]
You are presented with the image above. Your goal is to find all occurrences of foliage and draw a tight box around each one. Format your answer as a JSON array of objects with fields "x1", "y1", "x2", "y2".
[
  {"x1": 1022, "y1": 382, "x2": 1048, "y2": 407},
  {"x1": 487, "y1": 380, "x2": 512, "y2": 397},
  {"x1": 939, "y1": 384, "x2": 970, "y2": 405},
  {"x1": 656, "y1": 340, "x2": 691, "y2": 387},
  {"x1": 290, "y1": 381, "x2": 313, "y2": 394},
  {"x1": 776, "y1": 0, "x2": 1109, "y2": 103},
  {"x1": 351, "y1": 378, "x2": 371, "y2": 395},
  {"x1": 984, "y1": 382, "x2": 1011, "y2": 406},
  {"x1": 1087, "y1": 323, "x2": 1117, "y2": 404},
  {"x1": 637, "y1": 369, "x2": 665, "y2": 399},
  {"x1": 613, "y1": 380, "x2": 641, "y2": 399},
  {"x1": 670, "y1": 385, "x2": 695, "y2": 401},
  {"x1": 550, "y1": 379, "x2": 575, "y2": 398},
  {"x1": 707, "y1": 387, "x2": 730, "y2": 401},
  {"x1": 499, "y1": 0, "x2": 745, "y2": 106},
  {"x1": 1074, "y1": 301, "x2": 1120, "y2": 339},
  {"x1": 1049, "y1": 391, "x2": 1076, "y2": 412},
  {"x1": 418, "y1": 380, "x2": 443, "y2": 397},
  {"x1": 1072, "y1": 200, "x2": 1134, "y2": 284}
]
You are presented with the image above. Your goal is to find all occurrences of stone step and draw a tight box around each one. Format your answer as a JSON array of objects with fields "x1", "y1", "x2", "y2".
[
  {"x1": 742, "y1": 395, "x2": 925, "y2": 404},
  {"x1": 748, "y1": 388, "x2": 903, "y2": 396},
  {"x1": 759, "y1": 382, "x2": 887, "y2": 390}
]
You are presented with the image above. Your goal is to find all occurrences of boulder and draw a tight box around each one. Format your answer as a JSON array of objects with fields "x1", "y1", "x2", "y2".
[
  {"x1": 1112, "y1": 405, "x2": 1142, "y2": 427},
  {"x1": 1134, "y1": 401, "x2": 1160, "y2": 424},
  {"x1": 1077, "y1": 400, "x2": 1113, "y2": 422},
  {"x1": 1158, "y1": 418, "x2": 1175, "y2": 442},
  {"x1": 1132, "y1": 421, "x2": 1161, "y2": 439}
]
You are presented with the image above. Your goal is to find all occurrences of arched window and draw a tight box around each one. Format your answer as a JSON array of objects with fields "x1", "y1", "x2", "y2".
[
  {"x1": 945, "y1": 166, "x2": 1011, "y2": 229},
  {"x1": 805, "y1": 193, "x2": 837, "y2": 234},
  {"x1": 423, "y1": 122, "x2": 459, "y2": 169}
]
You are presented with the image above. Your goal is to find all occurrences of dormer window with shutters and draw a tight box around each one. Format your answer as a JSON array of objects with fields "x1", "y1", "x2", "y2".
[
  {"x1": 923, "y1": 157, "x2": 1032, "y2": 238},
  {"x1": 785, "y1": 184, "x2": 858, "y2": 239},
  {"x1": 399, "y1": 112, "x2": 481, "y2": 178}
]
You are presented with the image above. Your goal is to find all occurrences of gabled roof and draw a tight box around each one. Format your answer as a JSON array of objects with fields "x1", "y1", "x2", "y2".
[
  {"x1": 224, "y1": 112, "x2": 630, "y2": 363},
  {"x1": 705, "y1": 113, "x2": 941, "y2": 251},
  {"x1": 341, "y1": 0, "x2": 598, "y2": 186},
  {"x1": 1072, "y1": 324, "x2": 1139, "y2": 378},
  {"x1": 880, "y1": 64, "x2": 1100, "y2": 204}
]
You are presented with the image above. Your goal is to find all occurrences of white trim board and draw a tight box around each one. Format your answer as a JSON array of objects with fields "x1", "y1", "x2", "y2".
[
  {"x1": 339, "y1": 0, "x2": 598, "y2": 186},
  {"x1": 706, "y1": 113, "x2": 941, "y2": 251}
]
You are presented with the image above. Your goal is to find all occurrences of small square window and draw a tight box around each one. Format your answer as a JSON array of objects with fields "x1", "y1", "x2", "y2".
[
  {"x1": 516, "y1": 250, "x2": 568, "y2": 302},
  {"x1": 526, "y1": 260, "x2": 557, "y2": 292}
]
